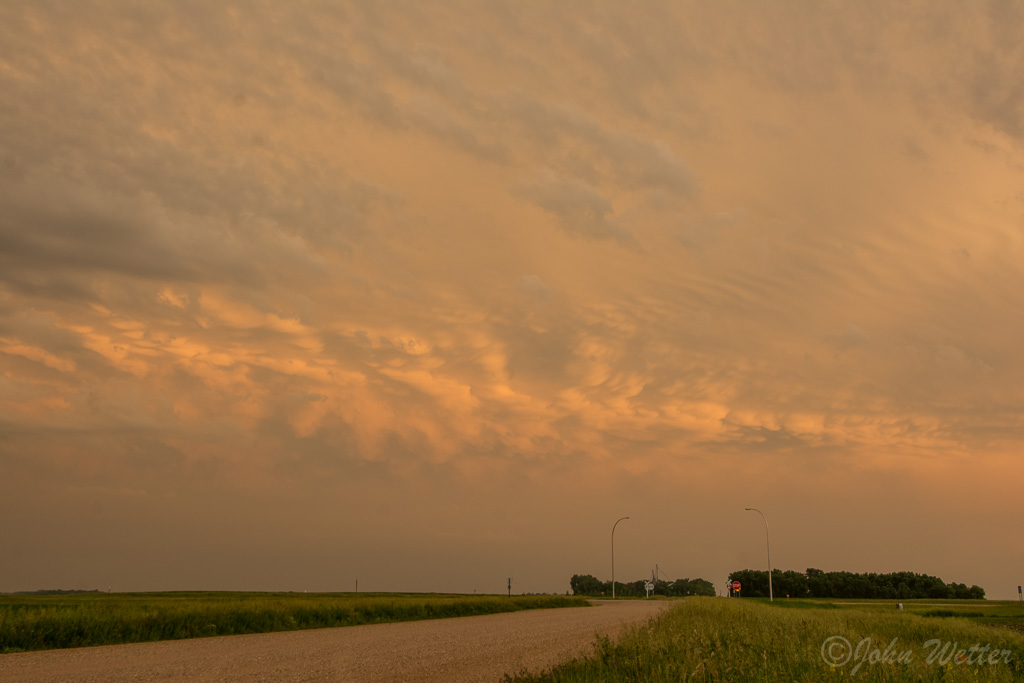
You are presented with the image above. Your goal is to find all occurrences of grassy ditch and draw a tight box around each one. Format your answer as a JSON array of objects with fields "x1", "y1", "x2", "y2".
[
  {"x1": 0, "y1": 591, "x2": 587, "y2": 653},
  {"x1": 507, "y1": 597, "x2": 1024, "y2": 682}
]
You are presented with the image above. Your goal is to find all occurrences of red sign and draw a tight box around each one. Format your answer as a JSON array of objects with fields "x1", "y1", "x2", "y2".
[{"x1": 732, "y1": 581, "x2": 741, "y2": 590}]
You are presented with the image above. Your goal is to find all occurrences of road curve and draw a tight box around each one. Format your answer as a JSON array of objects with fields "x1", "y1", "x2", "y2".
[{"x1": 0, "y1": 600, "x2": 670, "y2": 682}]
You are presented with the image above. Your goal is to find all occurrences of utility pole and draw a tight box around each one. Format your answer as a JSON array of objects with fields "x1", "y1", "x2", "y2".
[
  {"x1": 611, "y1": 517, "x2": 630, "y2": 599},
  {"x1": 745, "y1": 508, "x2": 773, "y2": 602}
]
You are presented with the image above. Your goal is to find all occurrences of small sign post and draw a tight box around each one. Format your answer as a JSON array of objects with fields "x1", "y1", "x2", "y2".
[{"x1": 733, "y1": 580, "x2": 741, "y2": 596}]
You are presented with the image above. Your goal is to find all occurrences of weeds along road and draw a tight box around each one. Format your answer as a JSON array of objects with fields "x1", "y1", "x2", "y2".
[{"x1": 0, "y1": 600, "x2": 670, "y2": 682}]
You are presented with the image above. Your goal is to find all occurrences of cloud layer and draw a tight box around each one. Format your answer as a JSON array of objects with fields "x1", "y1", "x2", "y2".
[{"x1": 2, "y1": 1, "x2": 1023, "y2": 597}]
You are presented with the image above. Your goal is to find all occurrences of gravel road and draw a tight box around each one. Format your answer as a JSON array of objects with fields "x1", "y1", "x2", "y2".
[{"x1": 0, "y1": 600, "x2": 670, "y2": 682}]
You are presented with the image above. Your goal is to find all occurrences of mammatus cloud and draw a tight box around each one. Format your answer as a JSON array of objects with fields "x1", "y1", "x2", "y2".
[{"x1": 1, "y1": 1, "x2": 1023, "y2": 597}]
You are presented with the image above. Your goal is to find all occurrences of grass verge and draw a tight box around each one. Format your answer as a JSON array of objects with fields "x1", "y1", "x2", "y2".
[
  {"x1": 507, "y1": 597, "x2": 1024, "y2": 682},
  {"x1": 0, "y1": 592, "x2": 587, "y2": 653}
]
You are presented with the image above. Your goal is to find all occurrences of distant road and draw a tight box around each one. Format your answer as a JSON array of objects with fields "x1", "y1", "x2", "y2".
[{"x1": 0, "y1": 600, "x2": 670, "y2": 682}]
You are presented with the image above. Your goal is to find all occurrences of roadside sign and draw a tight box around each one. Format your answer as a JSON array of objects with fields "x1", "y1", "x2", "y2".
[{"x1": 732, "y1": 581, "x2": 741, "y2": 590}]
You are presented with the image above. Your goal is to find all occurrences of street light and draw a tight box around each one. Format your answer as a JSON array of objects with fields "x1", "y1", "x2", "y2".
[
  {"x1": 745, "y1": 508, "x2": 773, "y2": 602},
  {"x1": 611, "y1": 516, "x2": 630, "y2": 599}
]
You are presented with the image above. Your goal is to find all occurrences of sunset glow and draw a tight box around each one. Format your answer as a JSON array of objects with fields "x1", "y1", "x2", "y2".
[{"x1": 1, "y1": 1, "x2": 1022, "y2": 598}]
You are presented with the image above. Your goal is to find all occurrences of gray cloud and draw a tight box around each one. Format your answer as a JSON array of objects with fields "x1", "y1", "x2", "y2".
[
  {"x1": 516, "y1": 173, "x2": 637, "y2": 246},
  {"x1": 517, "y1": 274, "x2": 551, "y2": 298},
  {"x1": 826, "y1": 324, "x2": 869, "y2": 350}
]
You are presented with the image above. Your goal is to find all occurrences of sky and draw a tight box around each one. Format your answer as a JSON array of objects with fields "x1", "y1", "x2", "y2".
[{"x1": 1, "y1": 1, "x2": 1023, "y2": 599}]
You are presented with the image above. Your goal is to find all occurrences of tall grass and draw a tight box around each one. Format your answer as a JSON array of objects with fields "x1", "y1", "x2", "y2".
[
  {"x1": 508, "y1": 597, "x2": 1024, "y2": 682},
  {"x1": 0, "y1": 592, "x2": 586, "y2": 653}
]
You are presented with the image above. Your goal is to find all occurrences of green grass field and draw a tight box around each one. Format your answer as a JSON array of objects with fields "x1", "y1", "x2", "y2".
[
  {"x1": 0, "y1": 591, "x2": 587, "y2": 654},
  {"x1": 774, "y1": 597, "x2": 1024, "y2": 631},
  {"x1": 508, "y1": 597, "x2": 1024, "y2": 682}
]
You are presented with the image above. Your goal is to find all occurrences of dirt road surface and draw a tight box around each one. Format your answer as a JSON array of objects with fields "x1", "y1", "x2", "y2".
[{"x1": 0, "y1": 600, "x2": 670, "y2": 682}]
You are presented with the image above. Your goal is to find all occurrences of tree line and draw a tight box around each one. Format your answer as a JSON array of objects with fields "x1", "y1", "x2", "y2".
[
  {"x1": 727, "y1": 568, "x2": 985, "y2": 599},
  {"x1": 570, "y1": 574, "x2": 716, "y2": 597}
]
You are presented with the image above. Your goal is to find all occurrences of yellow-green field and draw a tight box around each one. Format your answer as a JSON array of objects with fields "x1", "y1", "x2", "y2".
[
  {"x1": 0, "y1": 591, "x2": 587, "y2": 653},
  {"x1": 508, "y1": 597, "x2": 1024, "y2": 682}
]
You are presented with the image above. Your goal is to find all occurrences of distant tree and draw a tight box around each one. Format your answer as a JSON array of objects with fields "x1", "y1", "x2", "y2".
[
  {"x1": 626, "y1": 580, "x2": 645, "y2": 597},
  {"x1": 949, "y1": 582, "x2": 969, "y2": 599},
  {"x1": 728, "y1": 570, "x2": 770, "y2": 598},
  {"x1": 774, "y1": 570, "x2": 809, "y2": 598},
  {"x1": 729, "y1": 568, "x2": 984, "y2": 600},
  {"x1": 806, "y1": 568, "x2": 829, "y2": 598},
  {"x1": 569, "y1": 573, "x2": 716, "y2": 597},
  {"x1": 569, "y1": 574, "x2": 605, "y2": 596}
]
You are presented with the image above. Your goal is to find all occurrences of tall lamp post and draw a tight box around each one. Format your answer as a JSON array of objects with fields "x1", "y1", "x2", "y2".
[
  {"x1": 745, "y1": 508, "x2": 773, "y2": 602},
  {"x1": 611, "y1": 516, "x2": 630, "y2": 599}
]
